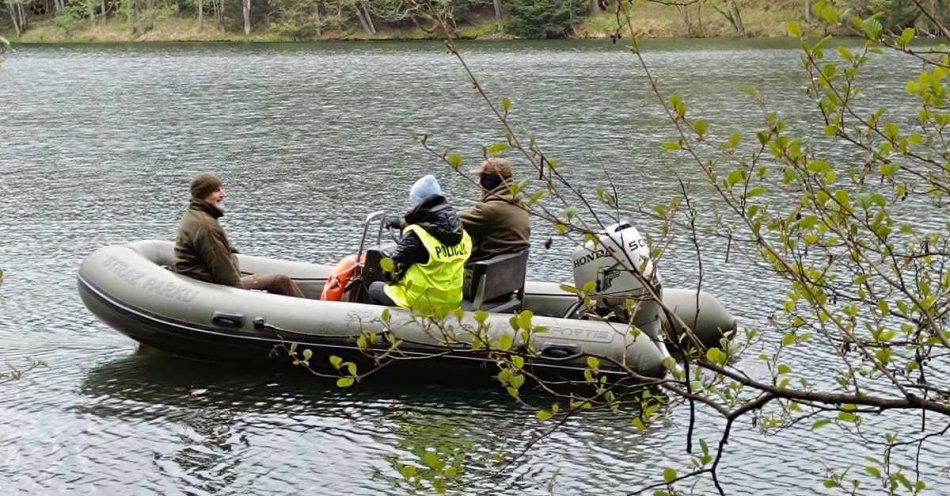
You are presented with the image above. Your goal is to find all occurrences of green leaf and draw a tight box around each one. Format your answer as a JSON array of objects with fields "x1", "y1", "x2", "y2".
[
  {"x1": 380, "y1": 257, "x2": 394, "y2": 272},
  {"x1": 381, "y1": 308, "x2": 391, "y2": 323},
  {"x1": 884, "y1": 122, "x2": 900, "y2": 140},
  {"x1": 510, "y1": 373, "x2": 525, "y2": 389},
  {"x1": 669, "y1": 95, "x2": 686, "y2": 118},
  {"x1": 537, "y1": 409, "x2": 553, "y2": 421},
  {"x1": 486, "y1": 142, "x2": 509, "y2": 155},
  {"x1": 558, "y1": 284, "x2": 579, "y2": 295},
  {"x1": 746, "y1": 187, "x2": 767, "y2": 199},
  {"x1": 837, "y1": 46, "x2": 854, "y2": 62},
  {"x1": 446, "y1": 152, "x2": 463, "y2": 170},
  {"x1": 726, "y1": 169, "x2": 746, "y2": 188},
  {"x1": 727, "y1": 132, "x2": 742, "y2": 148},
  {"x1": 302, "y1": 348, "x2": 313, "y2": 361},
  {"x1": 329, "y1": 355, "x2": 343, "y2": 370},
  {"x1": 787, "y1": 21, "x2": 803, "y2": 37},
  {"x1": 815, "y1": 0, "x2": 839, "y2": 23},
  {"x1": 898, "y1": 27, "x2": 915, "y2": 47},
  {"x1": 661, "y1": 140, "x2": 682, "y2": 152},
  {"x1": 512, "y1": 355, "x2": 524, "y2": 369},
  {"x1": 861, "y1": 17, "x2": 883, "y2": 39},
  {"x1": 777, "y1": 363, "x2": 792, "y2": 375},
  {"x1": 399, "y1": 464, "x2": 416, "y2": 479},
  {"x1": 587, "y1": 356, "x2": 601, "y2": 370},
  {"x1": 501, "y1": 96, "x2": 512, "y2": 113},
  {"x1": 838, "y1": 411, "x2": 857, "y2": 422},
  {"x1": 423, "y1": 452, "x2": 444, "y2": 470},
  {"x1": 706, "y1": 348, "x2": 727, "y2": 365},
  {"x1": 517, "y1": 310, "x2": 534, "y2": 331},
  {"x1": 474, "y1": 309, "x2": 489, "y2": 324},
  {"x1": 693, "y1": 119, "x2": 709, "y2": 137},
  {"x1": 498, "y1": 334, "x2": 514, "y2": 351},
  {"x1": 812, "y1": 419, "x2": 832, "y2": 430},
  {"x1": 528, "y1": 190, "x2": 545, "y2": 206},
  {"x1": 336, "y1": 377, "x2": 355, "y2": 387},
  {"x1": 663, "y1": 467, "x2": 677, "y2": 483},
  {"x1": 865, "y1": 466, "x2": 881, "y2": 478}
]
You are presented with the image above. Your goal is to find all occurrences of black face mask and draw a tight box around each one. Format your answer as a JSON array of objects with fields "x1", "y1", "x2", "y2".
[{"x1": 480, "y1": 173, "x2": 503, "y2": 192}]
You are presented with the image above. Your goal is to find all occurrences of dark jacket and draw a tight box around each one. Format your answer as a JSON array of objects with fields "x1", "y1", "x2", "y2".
[
  {"x1": 458, "y1": 184, "x2": 531, "y2": 261},
  {"x1": 173, "y1": 199, "x2": 242, "y2": 287},
  {"x1": 390, "y1": 194, "x2": 465, "y2": 280}
]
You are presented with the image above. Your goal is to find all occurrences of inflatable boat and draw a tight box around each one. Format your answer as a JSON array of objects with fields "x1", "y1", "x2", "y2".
[{"x1": 78, "y1": 234, "x2": 737, "y2": 379}]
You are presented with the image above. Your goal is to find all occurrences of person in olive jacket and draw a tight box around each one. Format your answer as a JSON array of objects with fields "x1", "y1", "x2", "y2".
[
  {"x1": 174, "y1": 172, "x2": 304, "y2": 298},
  {"x1": 459, "y1": 158, "x2": 531, "y2": 261}
]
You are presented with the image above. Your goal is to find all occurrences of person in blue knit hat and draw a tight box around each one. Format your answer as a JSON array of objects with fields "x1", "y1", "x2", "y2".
[{"x1": 367, "y1": 175, "x2": 472, "y2": 312}]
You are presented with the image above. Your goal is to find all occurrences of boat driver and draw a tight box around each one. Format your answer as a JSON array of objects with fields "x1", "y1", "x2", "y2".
[
  {"x1": 367, "y1": 175, "x2": 472, "y2": 313},
  {"x1": 173, "y1": 172, "x2": 305, "y2": 298},
  {"x1": 458, "y1": 158, "x2": 530, "y2": 262}
]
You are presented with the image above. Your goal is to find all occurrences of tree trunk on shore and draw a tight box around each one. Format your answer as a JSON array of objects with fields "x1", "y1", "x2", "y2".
[
  {"x1": 492, "y1": 0, "x2": 503, "y2": 32},
  {"x1": 710, "y1": 0, "x2": 744, "y2": 36},
  {"x1": 729, "y1": 0, "x2": 744, "y2": 36},
  {"x1": 353, "y1": 4, "x2": 371, "y2": 35},
  {"x1": 243, "y1": 0, "x2": 251, "y2": 35},
  {"x1": 145, "y1": 0, "x2": 154, "y2": 31},
  {"x1": 197, "y1": 0, "x2": 203, "y2": 29},
  {"x1": 361, "y1": 2, "x2": 376, "y2": 35},
  {"x1": 313, "y1": 1, "x2": 321, "y2": 37},
  {"x1": 805, "y1": 0, "x2": 811, "y2": 22},
  {"x1": 18, "y1": 1, "x2": 27, "y2": 31},
  {"x1": 6, "y1": 0, "x2": 21, "y2": 36}
]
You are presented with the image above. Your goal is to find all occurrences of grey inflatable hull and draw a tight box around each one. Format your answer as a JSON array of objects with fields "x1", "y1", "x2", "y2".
[
  {"x1": 522, "y1": 283, "x2": 737, "y2": 349},
  {"x1": 78, "y1": 241, "x2": 737, "y2": 377}
]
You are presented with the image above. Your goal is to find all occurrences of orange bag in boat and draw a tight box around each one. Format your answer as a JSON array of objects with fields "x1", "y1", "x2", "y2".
[{"x1": 320, "y1": 254, "x2": 365, "y2": 301}]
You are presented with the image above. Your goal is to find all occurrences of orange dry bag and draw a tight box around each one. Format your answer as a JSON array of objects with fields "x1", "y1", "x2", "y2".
[{"x1": 320, "y1": 254, "x2": 365, "y2": 301}]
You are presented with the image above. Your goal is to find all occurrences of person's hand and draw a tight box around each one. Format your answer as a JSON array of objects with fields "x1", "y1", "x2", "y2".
[{"x1": 385, "y1": 217, "x2": 404, "y2": 230}]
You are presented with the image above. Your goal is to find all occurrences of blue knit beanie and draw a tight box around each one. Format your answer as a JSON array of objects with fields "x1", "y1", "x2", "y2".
[{"x1": 409, "y1": 175, "x2": 442, "y2": 206}]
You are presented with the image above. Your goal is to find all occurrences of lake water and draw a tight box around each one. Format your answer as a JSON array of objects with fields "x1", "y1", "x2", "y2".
[{"x1": 0, "y1": 39, "x2": 946, "y2": 494}]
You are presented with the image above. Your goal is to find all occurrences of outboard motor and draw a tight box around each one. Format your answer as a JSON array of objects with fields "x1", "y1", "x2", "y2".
[{"x1": 571, "y1": 222, "x2": 669, "y2": 359}]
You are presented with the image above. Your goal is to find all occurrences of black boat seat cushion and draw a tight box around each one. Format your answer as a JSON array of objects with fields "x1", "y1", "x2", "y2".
[{"x1": 462, "y1": 250, "x2": 529, "y2": 313}]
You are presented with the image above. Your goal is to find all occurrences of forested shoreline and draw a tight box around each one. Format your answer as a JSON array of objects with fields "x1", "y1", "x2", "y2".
[{"x1": 2, "y1": 0, "x2": 948, "y2": 43}]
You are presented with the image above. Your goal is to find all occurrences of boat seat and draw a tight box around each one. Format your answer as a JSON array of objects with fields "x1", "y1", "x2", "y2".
[{"x1": 461, "y1": 250, "x2": 529, "y2": 314}]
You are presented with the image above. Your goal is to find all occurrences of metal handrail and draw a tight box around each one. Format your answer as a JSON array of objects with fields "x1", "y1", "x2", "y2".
[{"x1": 356, "y1": 210, "x2": 387, "y2": 262}]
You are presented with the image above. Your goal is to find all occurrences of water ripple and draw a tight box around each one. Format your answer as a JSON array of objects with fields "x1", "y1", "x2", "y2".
[{"x1": 1, "y1": 40, "x2": 945, "y2": 494}]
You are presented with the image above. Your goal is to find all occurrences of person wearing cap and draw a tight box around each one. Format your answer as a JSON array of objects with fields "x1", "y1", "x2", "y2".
[
  {"x1": 367, "y1": 175, "x2": 472, "y2": 312},
  {"x1": 174, "y1": 172, "x2": 305, "y2": 298},
  {"x1": 459, "y1": 158, "x2": 531, "y2": 261}
]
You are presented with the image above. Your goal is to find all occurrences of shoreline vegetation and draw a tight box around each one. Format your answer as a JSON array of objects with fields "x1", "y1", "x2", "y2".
[{"x1": 3, "y1": 1, "x2": 830, "y2": 43}]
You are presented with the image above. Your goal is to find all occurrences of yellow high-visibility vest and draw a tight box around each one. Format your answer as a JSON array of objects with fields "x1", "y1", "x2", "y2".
[{"x1": 384, "y1": 224, "x2": 472, "y2": 313}]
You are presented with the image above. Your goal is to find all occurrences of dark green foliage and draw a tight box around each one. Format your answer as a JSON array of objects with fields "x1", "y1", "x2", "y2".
[
  {"x1": 844, "y1": 0, "x2": 950, "y2": 31},
  {"x1": 505, "y1": 0, "x2": 589, "y2": 38}
]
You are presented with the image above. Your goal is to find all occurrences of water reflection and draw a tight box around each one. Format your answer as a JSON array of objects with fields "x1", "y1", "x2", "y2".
[{"x1": 76, "y1": 349, "x2": 671, "y2": 494}]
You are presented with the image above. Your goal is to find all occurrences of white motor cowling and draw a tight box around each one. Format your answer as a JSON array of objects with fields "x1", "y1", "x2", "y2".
[
  {"x1": 571, "y1": 221, "x2": 669, "y2": 362},
  {"x1": 572, "y1": 221, "x2": 659, "y2": 311}
]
